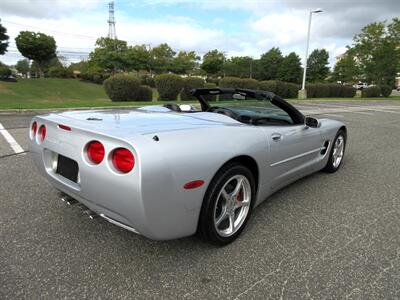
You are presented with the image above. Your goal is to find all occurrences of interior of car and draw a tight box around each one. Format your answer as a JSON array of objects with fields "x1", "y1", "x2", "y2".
[{"x1": 163, "y1": 88, "x2": 305, "y2": 126}]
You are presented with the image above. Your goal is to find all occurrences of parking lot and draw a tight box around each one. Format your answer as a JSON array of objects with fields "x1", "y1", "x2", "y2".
[{"x1": 1, "y1": 101, "x2": 399, "y2": 299}]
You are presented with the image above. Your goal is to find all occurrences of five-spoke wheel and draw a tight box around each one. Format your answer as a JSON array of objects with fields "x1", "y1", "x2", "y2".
[
  {"x1": 214, "y1": 175, "x2": 251, "y2": 237},
  {"x1": 324, "y1": 129, "x2": 346, "y2": 173},
  {"x1": 198, "y1": 163, "x2": 255, "y2": 245}
]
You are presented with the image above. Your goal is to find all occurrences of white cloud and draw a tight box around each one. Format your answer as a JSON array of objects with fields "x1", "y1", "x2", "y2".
[
  {"x1": 251, "y1": 11, "x2": 308, "y2": 47},
  {"x1": 0, "y1": 0, "x2": 107, "y2": 19},
  {"x1": 1, "y1": 12, "x2": 227, "y2": 64}
]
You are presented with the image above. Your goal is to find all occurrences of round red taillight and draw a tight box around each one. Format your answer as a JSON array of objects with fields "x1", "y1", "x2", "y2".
[
  {"x1": 87, "y1": 141, "x2": 105, "y2": 164},
  {"x1": 38, "y1": 125, "x2": 46, "y2": 141},
  {"x1": 31, "y1": 121, "x2": 37, "y2": 137},
  {"x1": 112, "y1": 148, "x2": 135, "y2": 173}
]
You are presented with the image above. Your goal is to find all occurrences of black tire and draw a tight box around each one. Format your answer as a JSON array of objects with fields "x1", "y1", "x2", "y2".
[
  {"x1": 324, "y1": 129, "x2": 346, "y2": 173},
  {"x1": 198, "y1": 162, "x2": 255, "y2": 246}
]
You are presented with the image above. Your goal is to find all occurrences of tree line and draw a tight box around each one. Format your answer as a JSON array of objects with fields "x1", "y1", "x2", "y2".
[{"x1": 1, "y1": 17, "x2": 399, "y2": 87}]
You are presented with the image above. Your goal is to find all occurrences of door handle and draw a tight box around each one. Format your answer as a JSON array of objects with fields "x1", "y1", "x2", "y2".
[{"x1": 271, "y1": 133, "x2": 282, "y2": 141}]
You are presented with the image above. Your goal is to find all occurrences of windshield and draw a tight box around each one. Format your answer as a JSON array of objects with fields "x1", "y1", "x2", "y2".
[{"x1": 209, "y1": 94, "x2": 295, "y2": 125}]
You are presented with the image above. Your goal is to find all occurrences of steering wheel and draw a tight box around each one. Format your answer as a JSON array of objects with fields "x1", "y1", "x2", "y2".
[{"x1": 207, "y1": 106, "x2": 238, "y2": 119}]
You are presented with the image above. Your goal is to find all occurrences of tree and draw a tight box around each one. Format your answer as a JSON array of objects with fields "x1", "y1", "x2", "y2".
[
  {"x1": 332, "y1": 50, "x2": 359, "y2": 83},
  {"x1": 150, "y1": 43, "x2": 175, "y2": 74},
  {"x1": 307, "y1": 49, "x2": 330, "y2": 82},
  {"x1": 201, "y1": 49, "x2": 225, "y2": 75},
  {"x1": 89, "y1": 37, "x2": 128, "y2": 73},
  {"x1": 15, "y1": 31, "x2": 56, "y2": 76},
  {"x1": 170, "y1": 51, "x2": 200, "y2": 75},
  {"x1": 259, "y1": 47, "x2": 284, "y2": 80},
  {"x1": 15, "y1": 59, "x2": 30, "y2": 77},
  {"x1": 352, "y1": 19, "x2": 400, "y2": 86},
  {"x1": 223, "y1": 56, "x2": 254, "y2": 78},
  {"x1": 277, "y1": 52, "x2": 302, "y2": 83},
  {"x1": 126, "y1": 45, "x2": 151, "y2": 72},
  {"x1": 0, "y1": 21, "x2": 9, "y2": 55}
]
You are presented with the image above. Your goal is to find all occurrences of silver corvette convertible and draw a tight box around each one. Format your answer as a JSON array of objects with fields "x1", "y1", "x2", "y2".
[{"x1": 29, "y1": 88, "x2": 346, "y2": 245}]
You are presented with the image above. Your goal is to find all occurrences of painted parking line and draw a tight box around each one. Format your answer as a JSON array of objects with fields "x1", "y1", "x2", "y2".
[{"x1": 0, "y1": 122, "x2": 25, "y2": 154}]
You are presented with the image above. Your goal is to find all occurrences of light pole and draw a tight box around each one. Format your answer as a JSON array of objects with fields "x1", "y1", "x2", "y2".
[{"x1": 299, "y1": 8, "x2": 323, "y2": 99}]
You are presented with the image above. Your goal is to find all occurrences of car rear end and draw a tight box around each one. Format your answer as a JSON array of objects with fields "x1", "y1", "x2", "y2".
[{"x1": 29, "y1": 113, "x2": 158, "y2": 236}]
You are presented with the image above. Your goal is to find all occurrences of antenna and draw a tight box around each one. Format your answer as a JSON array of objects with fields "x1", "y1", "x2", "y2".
[{"x1": 108, "y1": 1, "x2": 117, "y2": 39}]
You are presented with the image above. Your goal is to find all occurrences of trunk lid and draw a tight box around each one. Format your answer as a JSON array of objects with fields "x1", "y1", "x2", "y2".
[{"x1": 41, "y1": 107, "x2": 240, "y2": 137}]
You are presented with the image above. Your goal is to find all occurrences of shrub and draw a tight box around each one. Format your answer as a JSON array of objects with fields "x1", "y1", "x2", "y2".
[
  {"x1": 103, "y1": 74, "x2": 140, "y2": 102},
  {"x1": 259, "y1": 80, "x2": 278, "y2": 93},
  {"x1": 380, "y1": 85, "x2": 392, "y2": 97},
  {"x1": 0, "y1": 64, "x2": 12, "y2": 79},
  {"x1": 204, "y1": 82, "x2": 217, "y2": 101},
  {"x1": 139, "y1": 75, "x2": 155, "y2": 88},
  {"x1": 305, "y1": 83, "x2": 356, "y2": 98},
  {"x1": 180, "y1": 77, "x2": 205, "y2": 100},
  {"x1": 259, "y1": 80, "x2": 300, "y2": 98},
  {"x1": 206, "y1": 77, "x2": 219, "y2": 85},
  {"x1": 342, "y1": 86, "x2": 356, "y2": 98},
  {"x1": 219, "y1": 76, "x2": 243, "y2": 88},
  {"x1": 285, "y1": 82, "x2": 300, "y2": 98},
  {"x1": 219, "y1": 77, "x2": 243, "y2": 100},
  {"x1": 361, "y1": 86, "x2": 380, "y2": 98},
  {"x1": 48, "y1": 66, "x2": 73, "y2": 78},
  {"x1": 134, "y1": 85, "x2": 153, "y2": 102},
  {"x1": 155, "y1": 74, "x2": 184, "y2": 101},
  {"x1": 241, "y1": 78, "x2": 259, "y2": 90},
  {"x1": 81, "y1": 65, "x2": 110, "y2": 84}
]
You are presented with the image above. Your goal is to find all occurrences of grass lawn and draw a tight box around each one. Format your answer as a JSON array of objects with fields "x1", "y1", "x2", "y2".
[{"x1": 0, "y1": 78, "x2": 399, "y2": 110}]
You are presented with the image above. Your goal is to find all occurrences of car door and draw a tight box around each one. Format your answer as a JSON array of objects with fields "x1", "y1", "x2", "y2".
[{"x1": 263, "y1": 123, "x2": 323, "y2": 190}]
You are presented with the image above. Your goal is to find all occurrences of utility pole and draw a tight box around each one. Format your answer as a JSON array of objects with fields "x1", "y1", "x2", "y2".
[
  {"x1": 250, "y1": 59, "x2": 253, "y2": 79},
  {"x1": 108, "y1": 1, "x2": 117, "y2": 40}
]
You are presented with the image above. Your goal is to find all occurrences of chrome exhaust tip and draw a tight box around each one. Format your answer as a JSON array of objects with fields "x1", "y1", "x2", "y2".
[
  {"x1": 59, "y1": 193, "x2": 78, "y2": 205},
  {"x1": 84, "y1": 209, "x2": 98, "y2": 219}
]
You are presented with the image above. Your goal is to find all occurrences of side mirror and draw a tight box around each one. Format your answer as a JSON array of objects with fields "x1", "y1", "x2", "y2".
[{"x1": 305, "y1": 116, "x2": 320, "y2": 128}]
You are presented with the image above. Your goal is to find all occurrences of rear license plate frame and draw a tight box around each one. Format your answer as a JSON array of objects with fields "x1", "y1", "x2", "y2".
[{"x1": 56, "y1": 154, "x2": 79, "y2": 183}]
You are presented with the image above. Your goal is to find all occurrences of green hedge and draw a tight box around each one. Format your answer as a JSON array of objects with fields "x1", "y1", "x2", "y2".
[
  {"x1": 48, "y1": 66, "x2": 73, "y2": 78},
  {"x1": 380, "y1": 85, "x2": 392, "y2": 97},
  {"x1": 219, "y1": 77, "x2": 244, "y2": 100},
  {"x1": 219, "y1": 76, "x2": 243, "y2": 88},
  {"x1": 361, "y1": 86, "x2": 380, "y2": 98},
  {"x1": 81, "y1": 66, "x2": 110, "y2": 84},
  {"x1": 155, "y1": 74, "x2": 184, "y2": 101},
  {"x1": 241, "y1": 78, "x2": 259, "y2": 90},
  {"x1": 204, "y1": 82, "x2": 217, "y2": 101},
  {"x1": 0, "y1": 64, "x2": 12, "y2": 79},
  {"x1": 342, "y1": 86, "x2": 357, "y2": 98},
  {"x1": 103, "y1": 74, "x2": 140, "y2": 101},
  {"x1": 206, "y1": 77, "x2": 219, "y2": 86},
  {"x1": 135, "y1": 85, "x2": 153, "y2": 101},
  {"x1": 139, "y1": 75, "x2": 155, "y2": 88},
  {"x1": 258, "y1": 80, "x2": 300, "y2": 98},
  {"x1": 306, "y1": 83, "x2": 356, "y2": 98},
  {"x1": 181, "y1": 77, "x2": 205, "y2": 100}
]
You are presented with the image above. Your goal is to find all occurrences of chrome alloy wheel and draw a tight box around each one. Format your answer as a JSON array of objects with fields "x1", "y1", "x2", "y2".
[
  {"x1": 332, "y1": 135, "x2": 345, "y2": 168},
  {"x1": 213, "y1": 175, "x2": 251, "y2": 237}
]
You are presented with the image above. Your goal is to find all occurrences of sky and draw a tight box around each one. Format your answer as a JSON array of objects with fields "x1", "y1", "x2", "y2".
[{"x1": 0, "y1": 0, "x2": 399, "y2": 67}]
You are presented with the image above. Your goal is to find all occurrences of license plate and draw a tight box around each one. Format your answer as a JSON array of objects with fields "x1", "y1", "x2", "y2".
[{"x1": 56, "y1": 155, "x2": 79, "y2": 183}]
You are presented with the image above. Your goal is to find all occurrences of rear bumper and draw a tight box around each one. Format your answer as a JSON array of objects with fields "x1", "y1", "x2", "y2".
[{"x1": 28, "y1": 118, "x2": 202, "y2": 240}]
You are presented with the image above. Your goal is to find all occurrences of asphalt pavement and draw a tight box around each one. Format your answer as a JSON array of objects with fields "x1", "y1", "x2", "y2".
[{"x1": 1, "y1": 101, "x2": 399, "y2": 299}]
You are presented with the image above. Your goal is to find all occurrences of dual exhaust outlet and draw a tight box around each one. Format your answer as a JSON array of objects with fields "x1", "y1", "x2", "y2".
[{"x1": 59, "y1": 192, "x2": 98, "y2": 219}]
